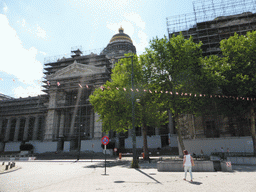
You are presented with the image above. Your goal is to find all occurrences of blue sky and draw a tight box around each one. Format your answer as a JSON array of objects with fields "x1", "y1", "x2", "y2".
[{"x1": 0, "y1": 0, "x2": 195, "y2": 98}]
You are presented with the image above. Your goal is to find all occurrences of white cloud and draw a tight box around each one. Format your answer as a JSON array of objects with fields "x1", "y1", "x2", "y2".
[
  {"x1": 134, "y1": 30, "x2": 148, "y2": 55},
  {"x1": 21, "y1": 18, "x2": 26, "y2": 27},
  {"x1": 13, "y1": 85, "x2": 43, "y2": 98},
  {"x1": 124, "y1": 13, "x2": 146, "y2": 30},
  {"x1": 36, "y1": 25, "x2": 47, "y2": 39},
  {"x1": 17, "y1": 18, "x2": 48, "y2": 40},
  {"x1": 3, "y1": 2, "x2": 8, "y2": 13},
  {"x1": 107, "y1": 21, "x2": 135, "y2": 37},
  {"x1": 0, "y1": 14, "x2": 44, "y2": 97},
  {"x1": 107, "y1": 13, "x2": 148, "y2": 55},
  {"x1": 39, "y1": 51, "x2": 47, "y2": 55}
]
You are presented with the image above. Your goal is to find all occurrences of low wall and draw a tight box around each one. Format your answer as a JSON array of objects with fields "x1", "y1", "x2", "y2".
[
  {"x1": 157, "y1": 160, "x2": 214, "y2": 172},
  {"x1": 4, "y1": 142, "x2": 21, "y2": 152},
  {"x1": 62, "y1": 139, "x2": 104, "y2": 153},
  {"x1": 178, "y1": 136, "x2": 253, "y2": 156},
  {"x1": 29, "y1": 141, "x2": 57, "y2": 153},
  {"x1": 81, "y1": 139, "x2": 103, "y2": 153},
  {"x1": 3, "y1": 141, "x2": 58, "y2": 154},
  {"x1": 169, "y1": 135, "x2": 178, "y2": 147},
  {"x1": 63, "y1": 141, "x2": 70, "y2": 152},
  {"x1": 227, "y1": 157, "x2": 256, "y2": 165},
  {"x1": 125, "y1": 135, "x2": 161, "y2": 149}
]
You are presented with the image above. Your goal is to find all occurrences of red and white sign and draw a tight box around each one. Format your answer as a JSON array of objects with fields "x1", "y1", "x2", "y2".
[
  {"x1": 101, "y1": 136, "x2": 109, "y2": 145},
  {"x1": 226, "y1": 162, "x2": 231, "y2": 167},
  {"x1": 114, "y1": 148, "x2": 117, "y2": 152}
]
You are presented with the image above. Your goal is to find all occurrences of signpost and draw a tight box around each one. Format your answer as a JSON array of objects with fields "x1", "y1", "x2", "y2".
[{"x1": 101, "y1": 136, "x2": 109, "y2": 175}]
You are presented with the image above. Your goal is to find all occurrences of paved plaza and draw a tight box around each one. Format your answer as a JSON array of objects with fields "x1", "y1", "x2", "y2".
[{"x1": 1, "y1": 159, "x2": 256, "y2": 192}]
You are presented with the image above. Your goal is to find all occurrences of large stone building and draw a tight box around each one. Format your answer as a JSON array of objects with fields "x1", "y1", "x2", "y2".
[
  {"x1": 0, "y1": 27, "x2": 175, "y2": 154},
  {"x1": 166, "y1": 0, "x2": 255, "y2": 155}
]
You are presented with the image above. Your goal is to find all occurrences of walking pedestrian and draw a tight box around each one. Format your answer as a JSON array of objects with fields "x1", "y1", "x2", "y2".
[{"x1": 183, "y1": 150, "x2": 194, "y2": 182}]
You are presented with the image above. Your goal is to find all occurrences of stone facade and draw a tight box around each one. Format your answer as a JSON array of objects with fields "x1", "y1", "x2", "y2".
[{"x1": 0, "y1": 27, "x2": 138, "y2": 152}]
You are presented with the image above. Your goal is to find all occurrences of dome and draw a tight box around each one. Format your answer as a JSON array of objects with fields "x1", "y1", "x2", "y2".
[
  {"x1": 109, "y1": 27, "x2": 133, "y2": 44},
  {"x1": 101, "y1": 27, "x2": 136, "y2": 58}
]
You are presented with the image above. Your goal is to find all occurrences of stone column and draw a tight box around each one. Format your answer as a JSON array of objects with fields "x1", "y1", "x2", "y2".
[
  {"x1": 168, "y1": 110, "x2": 174, "y2": 134},
  {"x1": 94, "y1": 113, "x2": 102, "y2": 138},
  {"x1": 69, "y1": 110, "x2": 76, "y2": 138},
  {"x1": 58, "y1": 112, "x2": 65, "y2": 137},
  {"x1": 23, "y1": 116, "x2": 30, "y2": 141},
  {"x1": 4, "y1": 118, "x2": 11, "y2": 142},
  {"x1": 128, "y1": 129, "x2": 132, "y2": 137},
  {"x1": 90, "y1": 111, "x2": 94, "y2": 138},
  {"x1": 44, "y1": 91, "x2": 58, "y2": 140},
  {"x1": 32, "y1": 116, "x2": 39, "y2": 140},
  {"x1": 155, "y1": 127, "x2": 160, "y2": 135},
  {"x1": 0, "y1": 119, "x2": 3, "y2": 136},
  {"x1": 14, "y1": 117, "x2": 21, "y2": 141}
]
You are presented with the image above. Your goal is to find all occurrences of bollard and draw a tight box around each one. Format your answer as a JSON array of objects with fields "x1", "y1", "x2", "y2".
[
  {"x1": 142, "y1": 152, "x2": 145, "y2": 159},
  {"x1": 5, "y1": 165, "x2": 8, "y2": 170},
  {"x1": 119, "y1": 153, "x2": 122, "y2": 160},
  {"x1": 2, "y1": 162, "x2": 4, "y2": 165}
]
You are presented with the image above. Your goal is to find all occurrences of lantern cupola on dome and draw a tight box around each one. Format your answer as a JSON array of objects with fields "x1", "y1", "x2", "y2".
[{"x1": 101, "y1": 27, "x2": 136, "y2": 58}]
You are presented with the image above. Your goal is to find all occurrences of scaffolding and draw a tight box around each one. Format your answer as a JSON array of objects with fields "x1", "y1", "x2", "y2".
[
  {"x1": 44, "y1": 47, "x2": 105, "y2": 64},
  {"x1": 166, "y1": 0, "x2": 256, "y2": 56}
]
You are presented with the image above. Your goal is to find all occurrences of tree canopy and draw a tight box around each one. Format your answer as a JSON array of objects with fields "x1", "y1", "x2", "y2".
[
  {"x1": 89, "y1": 54, "x2": 167, "y2": 133},
  {"x1": 208, "y1": 31, "x2": 256, "y2": 155}
]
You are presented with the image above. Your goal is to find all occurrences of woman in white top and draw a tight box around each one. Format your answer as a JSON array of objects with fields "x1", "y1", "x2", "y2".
[{"x1": 183, "y1": 150, "x2": 194, "y2": 182}]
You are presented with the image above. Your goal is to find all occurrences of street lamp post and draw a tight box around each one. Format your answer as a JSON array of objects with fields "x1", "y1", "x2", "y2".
[
  {"x1": 77, "y1": 89, "x2": 82, "y2": 161},
  {"x1": 111, "y1": 55, "x2": 137, "y2": 167},
  {"x1": 130, "y1": 56, "x2": 138, "y2": 168}
]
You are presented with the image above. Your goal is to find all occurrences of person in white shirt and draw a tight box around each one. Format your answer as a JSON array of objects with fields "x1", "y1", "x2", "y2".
[{"x1": 183, "y1": 150, "x2": 194, "y2": 182}]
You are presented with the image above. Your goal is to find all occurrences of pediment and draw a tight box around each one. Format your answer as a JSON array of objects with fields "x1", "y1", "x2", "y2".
[{"x1": 47, "y1": 61, "x2": 106, "y2": 80}]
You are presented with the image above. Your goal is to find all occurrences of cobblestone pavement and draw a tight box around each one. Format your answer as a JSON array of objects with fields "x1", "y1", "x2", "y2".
[{"x1": 0, "y1": 159, "x2": 256, "y2": 192}]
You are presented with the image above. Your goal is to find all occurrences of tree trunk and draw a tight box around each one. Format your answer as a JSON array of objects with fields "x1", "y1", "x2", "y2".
[
  {"x1": 250, "y1": 107, "x2": 256, "y2": 156},
  {"x1": 142, "y1": 124, "x2": 149, "y2": 160},
  {"x1": 175, "y1": 113, "x2": 185, "y2": 154}
]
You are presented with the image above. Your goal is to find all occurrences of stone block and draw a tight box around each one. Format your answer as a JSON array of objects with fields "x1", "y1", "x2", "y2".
[
  {"x1": 227, "y1": 157, "x2": 256, "y2": 165},
  {"x1": 157, "y1": 160, "x2": 214, "y2": 172},
  {"x1": 220, "y1": 161, "x2": 232, "y2": 172}
]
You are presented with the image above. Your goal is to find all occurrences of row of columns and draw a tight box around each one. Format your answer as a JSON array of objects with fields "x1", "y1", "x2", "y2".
[
  {"x1": 0, "y1": 115, "x2": 41, "y2": 142},
  {"x1": 45, "y1": 109, "x2": 96, "y2": 141}
]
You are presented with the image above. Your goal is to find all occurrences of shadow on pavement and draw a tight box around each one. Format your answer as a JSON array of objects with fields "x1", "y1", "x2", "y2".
[
  {"x1": 135, "y1": 168, "x2": 162, "y2": 184},
  {"x1": 83, "y1": 160, "x2": 157, "y2": 169},
  {"x1": 189, "y1": 181, "x2": 203, "y2": 185},
  {"x1": 84, "y1": 160, "x2": 131, "y2": 168}
]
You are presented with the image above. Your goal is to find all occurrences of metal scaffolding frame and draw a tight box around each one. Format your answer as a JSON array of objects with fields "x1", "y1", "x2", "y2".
[{"x1": 166, "y1": 0, "x2": 256, "y2": 56}]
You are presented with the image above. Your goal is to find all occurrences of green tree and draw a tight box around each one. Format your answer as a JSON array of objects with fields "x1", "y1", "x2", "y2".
[
  {"x1": 89, "y1": 54, "x2": 167, "y2": 162},
  {"x1": 140, "y1": 34, "x2": 204, "y2": 152},
  {"x1": 217, "y1": 31, "x2": 256, "y2": 155}
]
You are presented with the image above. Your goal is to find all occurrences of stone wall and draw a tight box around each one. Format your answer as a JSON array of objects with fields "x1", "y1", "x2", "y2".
[{"x1": 178, "y1": 136, "x2": 253, "y2": 156}]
